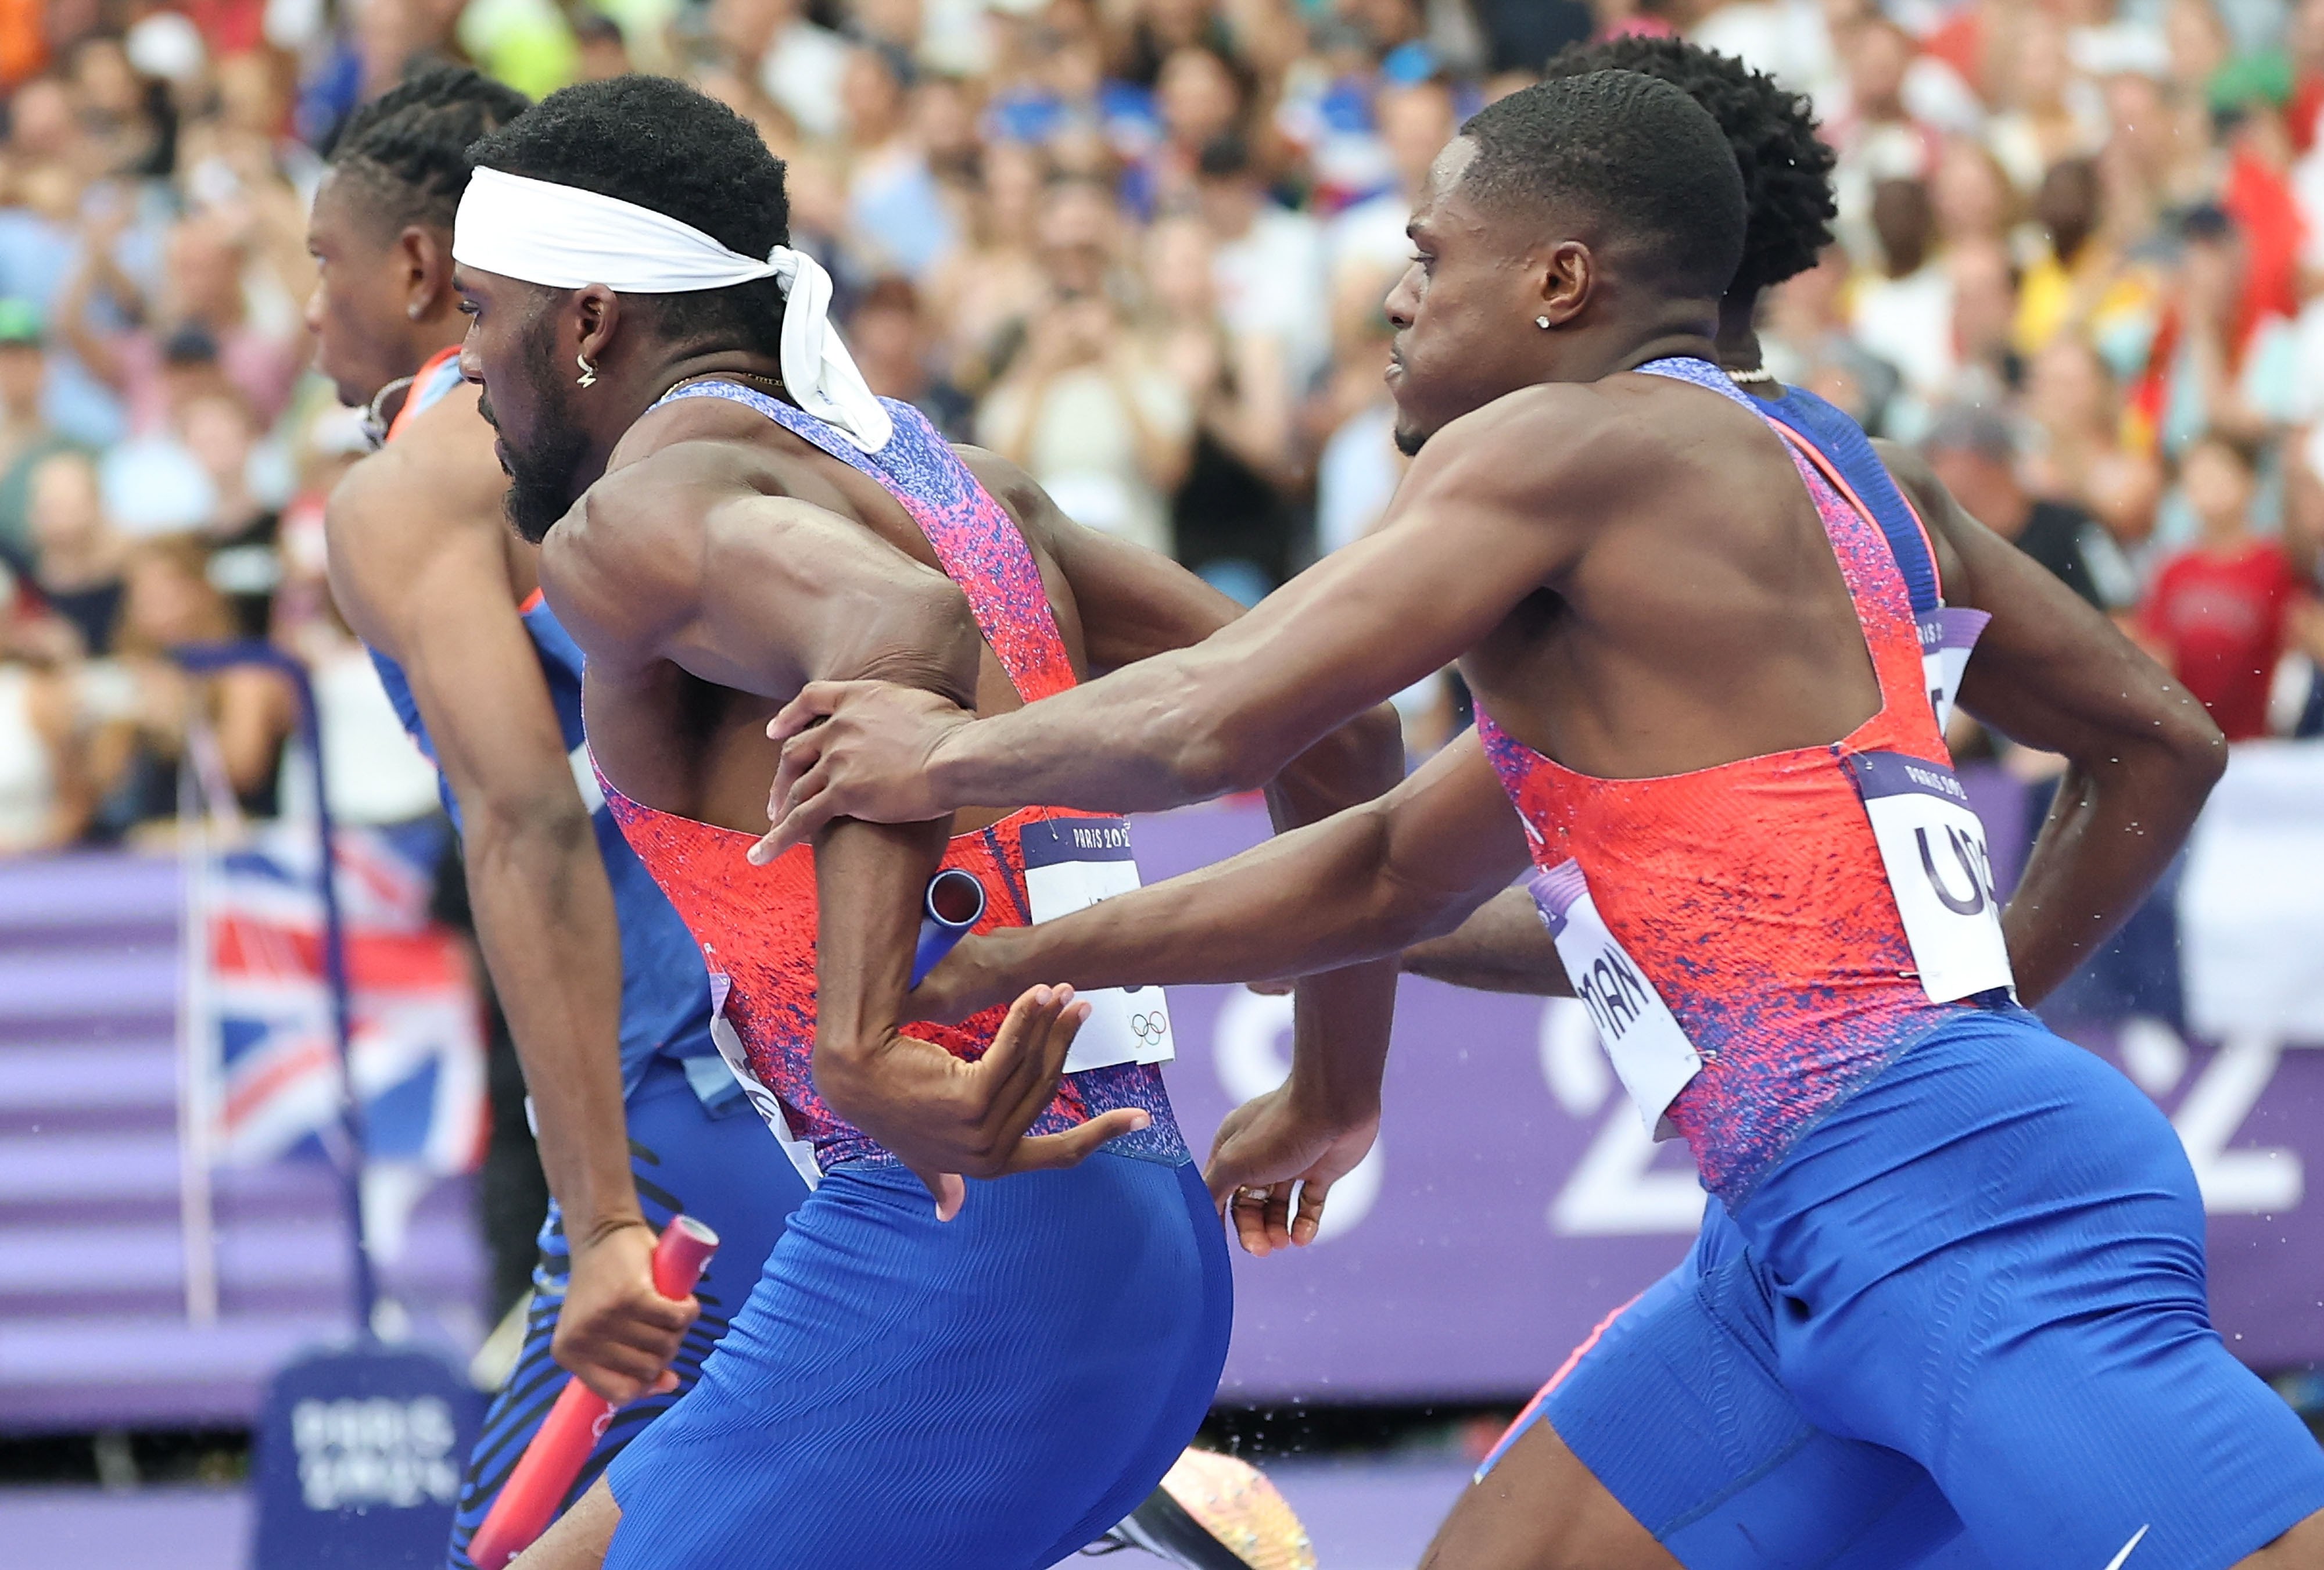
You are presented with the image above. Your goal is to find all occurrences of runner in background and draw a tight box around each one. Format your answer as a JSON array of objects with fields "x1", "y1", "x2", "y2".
[{"x1": 307, "y1": 67, "x2": 809, "y2": 1568}]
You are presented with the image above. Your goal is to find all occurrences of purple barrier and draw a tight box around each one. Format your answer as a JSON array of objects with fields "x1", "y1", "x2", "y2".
[{"x1": 1133, "y1": 793, "x2": 2324, "y2": 1402}]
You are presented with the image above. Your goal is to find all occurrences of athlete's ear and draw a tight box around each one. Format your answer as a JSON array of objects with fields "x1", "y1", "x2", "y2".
[
  {"x1": 1536, "y1": 239, "x2": 1592, "y2": 330},
  {"x1": 397, "y1": 224, "x2": 453, "y2": 321},
  {"x1": 573, "y1": 284, "x2": 620, "y2": 371}
]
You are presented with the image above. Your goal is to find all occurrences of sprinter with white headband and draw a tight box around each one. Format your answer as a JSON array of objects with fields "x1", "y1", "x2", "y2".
[
  {"x1": 308, "y1": 67, "x2": 819, "y2": 1570},
  {"x1": 448, "y1": 75, "x2": 1401, "y2": 1570}
]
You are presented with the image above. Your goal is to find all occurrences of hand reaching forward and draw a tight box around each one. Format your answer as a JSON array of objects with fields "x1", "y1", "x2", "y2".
[
  {"x1": 752, "y1": 682, "x2": 973, "y2": 865},
  {"x1": 819, "y1": 984, "x2": 1149, "y2": 1220},
  {"x1": 1203, "y1": 1085, "x2": 1378, "y2": 1256}
]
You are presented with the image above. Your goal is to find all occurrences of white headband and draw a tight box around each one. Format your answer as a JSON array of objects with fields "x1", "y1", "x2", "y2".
[{"x1": 451, "y1": 167, "x2": 892, "y2": 453}]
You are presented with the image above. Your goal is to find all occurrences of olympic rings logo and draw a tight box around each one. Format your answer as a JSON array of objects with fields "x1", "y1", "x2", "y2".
[{"x1": 1128, "y1": 1011, "x2": 1170, "y2": 1048}]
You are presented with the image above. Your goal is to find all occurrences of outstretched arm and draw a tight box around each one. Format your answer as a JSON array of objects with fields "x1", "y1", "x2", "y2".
[
  {"x1": 914, "y1": 734, "x2": 1527, "y2": 1008},
  {"x1": 756, "y1": 386, "x2": 1609, "y2": 856},
  {"x1": 551, "y1": 446, "x2": 1145, "y2": 1218},
  {"x1": 913, "y1": 733, "x2": 1527, "y2": 1248},
  {"x1": 325, "y1": 392, "x2": 684, "y2": 1405},
  {"x1": 1877, "y1": 439, "x2": 2226, "y2": 1002},
  {"x1": 963, "y1": 450, "x2": 1411, "y2": 1241},
  {"x1": 1398, "y1": 887, "x2": 1572, "y2": 994}
]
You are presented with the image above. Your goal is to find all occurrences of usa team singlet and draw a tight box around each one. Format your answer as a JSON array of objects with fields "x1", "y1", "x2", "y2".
[
  {"x1": 357, "y1": 347, "x2": 806, "y2": 1568},
  {"x1": 1475, "y1": 359, "x2": 2324, "y2": 1570},
  {"x1": 595, "y1": 384, "x2": 1227, "y2": 1570}
]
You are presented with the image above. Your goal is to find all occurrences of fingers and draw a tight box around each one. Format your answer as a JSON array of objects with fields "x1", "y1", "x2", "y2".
[
  {"x1": 764, "y1": 681, "x2": 848, "y2": 747},
  {"x1": 1245, "y1": 977, "x2": 1296, "y2": 997},
  {"x1": 973, "y1": 985, "x2": 1085, "y2": 1127},
  {"x1": 905, "y1": 1162, "x2": 967, "y2": 1222},
  {"x1": 752, "y1": 763, "x2": 841, "y2": 865},
  {"x1": 1227, "y1": 1181, "x2": 1296, "y2": 1257},
  {"x1": 557, "y1": 1332, "x2": 679, "y2": 1404},
  {"x1": 752, "y1": 730, "x2": 827, "y2": 865},
  {"x1": 1290, "y1": 1175, "x2": 1331, "y2": 1247},
  {"x1": 750, "y1": 755, "x2": 832, "y2": 865},
  {"x1": 999, "y1": 1108, "x2": 1154, "y2": 1174}
]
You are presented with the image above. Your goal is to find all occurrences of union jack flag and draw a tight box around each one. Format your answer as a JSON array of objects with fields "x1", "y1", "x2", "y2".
[{"x1": 188, "y1": 817, "x2": 486, "y2": 1246}]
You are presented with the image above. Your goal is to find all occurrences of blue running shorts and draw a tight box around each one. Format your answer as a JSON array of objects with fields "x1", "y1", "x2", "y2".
[
  {"x1": 601, "y1": 1152, "x2": 1232, "y2": 1570},
  {"x1": 449, "y1": 1055, "x2": 808, "y2": 1568},
  {"x1": 1487, "y1": 1008, "x2": 2324, "y2": 1570}
]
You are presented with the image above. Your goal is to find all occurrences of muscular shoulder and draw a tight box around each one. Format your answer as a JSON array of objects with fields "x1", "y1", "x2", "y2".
[
  {"x1": 541, "y1": 442, "x2": 730, "y2": 662},
  {"x1": 1404, "y1": 379, "x2": 1680, "y2": 519},
  {"x1": 951, "y1": 443, "x2": 1057, "y2": 547},
  {"x1": 324, "y1": 384, "x2": 510, "y2": 649}
]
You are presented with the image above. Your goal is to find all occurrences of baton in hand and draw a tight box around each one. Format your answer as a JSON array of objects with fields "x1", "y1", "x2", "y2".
[{"x1": 465, "y1": 1216, "x2": 719, "y2": 1569}]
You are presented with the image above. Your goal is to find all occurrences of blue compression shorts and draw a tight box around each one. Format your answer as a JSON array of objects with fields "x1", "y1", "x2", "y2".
[
  {"x1": 602, "y1": 1151, "x2": 1232, "y2": 1570},
  {"x1": 1483, "y1": 1008, "x2": 2324, "y2": 1570},
  {"x1": 448, "y1": 1055, "x2": 808, "y2": 1569}
]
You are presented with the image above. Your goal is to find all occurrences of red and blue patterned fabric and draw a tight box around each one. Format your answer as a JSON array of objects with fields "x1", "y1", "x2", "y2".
[
  {"x1": 1473, "y1": 356, "x2": 1984, "y2": 1201},
  {"x1": 600, "y1": 383, "x2": 1186, "y2": 1174}
]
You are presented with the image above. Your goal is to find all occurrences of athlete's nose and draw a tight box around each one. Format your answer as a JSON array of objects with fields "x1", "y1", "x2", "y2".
[{"x1": 1383, "y1": 267, "x2": 1418, "y2": 331}]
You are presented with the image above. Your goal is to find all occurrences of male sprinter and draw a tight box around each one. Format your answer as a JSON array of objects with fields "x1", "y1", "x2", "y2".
[
  {"x1": 777, "y1": 74, "x2": 2324, "y2": 1569},
  {"x1": 1402, "y1": 36, "x2": 2004, "y2": 1000},
  {"x1": 446, "y1": 76, "x2": 1398, "y2": 1570},
  {"x1": 309, "y1": 68, "x2": 810, "y2": 1568}
]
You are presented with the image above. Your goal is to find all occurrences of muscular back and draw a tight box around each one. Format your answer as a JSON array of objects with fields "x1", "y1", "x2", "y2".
[{"x1": 543, "y1": 391, "x2": 1093, "y2": 834}]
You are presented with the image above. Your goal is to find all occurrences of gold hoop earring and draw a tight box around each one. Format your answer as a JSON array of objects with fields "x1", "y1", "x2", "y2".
[{"x1": 575, "y1": 354, "x2": 597, "y2": 389}]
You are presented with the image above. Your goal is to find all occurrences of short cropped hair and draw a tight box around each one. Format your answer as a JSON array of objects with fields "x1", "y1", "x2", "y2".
[
  {"x1": 1542, "y1": 37, "x2": 1834, "y2": 300},
  {"x1": 465, "y1": 74, "x2": 792, "y2": 359},
  {"x1": 329, "y1": 64, "x2": 532, "y2": 235},
  {"x1": 1458, "y1": 70, "x2": 1746, "y2": 300}
]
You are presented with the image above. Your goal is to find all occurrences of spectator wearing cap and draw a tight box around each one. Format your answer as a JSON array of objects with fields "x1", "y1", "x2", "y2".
[
  {"x1": 1924, "y1": 402, "x2": 2142, "y2": 617},
  {"x1": 2140, "y1": 205, "x2": 2296, "y2": 456},
  {"x1": 0, "y1": 299, "x2": 81, "y2": 570}
]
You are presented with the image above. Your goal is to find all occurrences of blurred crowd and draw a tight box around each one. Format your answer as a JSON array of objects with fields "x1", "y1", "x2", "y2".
[{"x1": 3, "y1": 0, "x2": 2324, "y2": 858}]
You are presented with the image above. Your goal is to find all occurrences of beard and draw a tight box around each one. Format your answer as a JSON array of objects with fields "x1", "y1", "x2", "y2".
[
  {"x1": 501, "y1": 418, "x2": 590, "y2": 544},
  {"x1": 478, "y1": 340, "x2": 591, "y2": 546}
]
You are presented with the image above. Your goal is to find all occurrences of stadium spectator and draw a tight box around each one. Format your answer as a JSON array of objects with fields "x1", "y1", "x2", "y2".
[
  {"x1": 2142, "y1": 435, "x2": 2321, "y2": 740},
  {"x1": 0, "y1": 299, "x2": 78, "y2": 568},
  {"x1": 23, "y1": 449, "x2": 124, "y2": 657},
  {"x1": 0, "y1": 0, "x2": 2319, "y2": 836},
  {"x1": 1925, "y1": 402, "x2": 2141, "y2": 616}
]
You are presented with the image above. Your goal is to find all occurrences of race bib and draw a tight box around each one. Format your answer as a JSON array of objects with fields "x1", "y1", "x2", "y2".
[
  {"x1": 1018, "y1": 818, "x2": 1175, "y2": 1073},
  {"x1": 706, "y1": 969, "x2": 822, "y2": 1189},
  {"x1": 1918, "y1": 607, "x2": 1990, "y2": 733},
  {"x1": 1527, "y1": 860, "x2": 1701, "y2": 1138},
  {"x1": 1842, "y1": 753, "x2": 2016, "y2": 1003}
]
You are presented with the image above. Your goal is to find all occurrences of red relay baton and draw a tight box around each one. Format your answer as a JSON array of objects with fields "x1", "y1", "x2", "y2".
[{"x1": 466, "y1": 1215, "x2": 720, "y2": 1569}]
